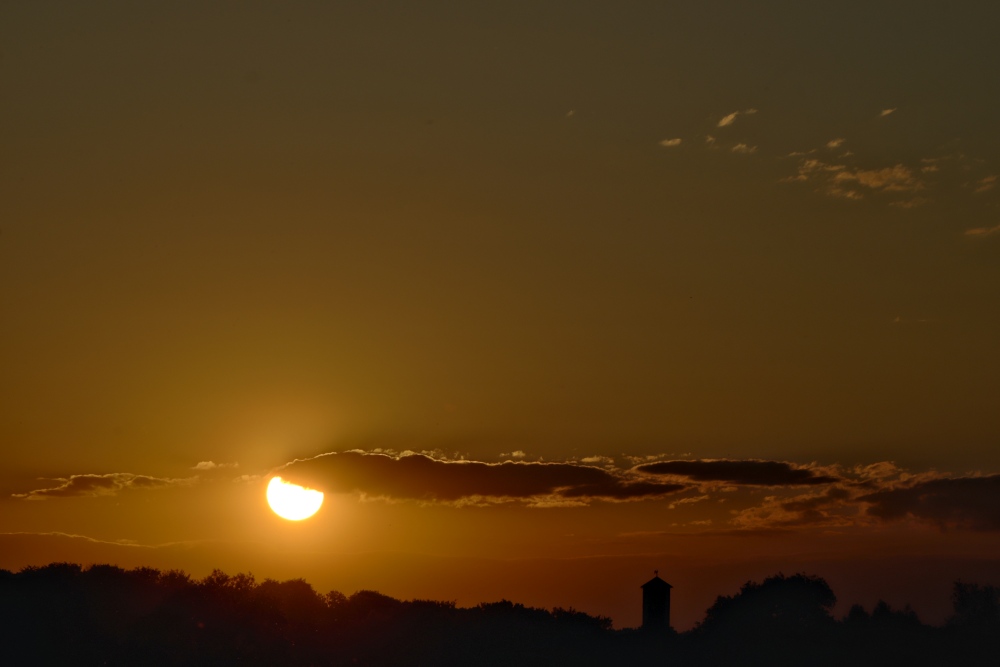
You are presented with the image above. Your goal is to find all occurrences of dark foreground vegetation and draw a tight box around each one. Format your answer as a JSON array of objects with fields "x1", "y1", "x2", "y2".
[{"x1": 1, "y1": 564, "x2": 997, "y2": 666}]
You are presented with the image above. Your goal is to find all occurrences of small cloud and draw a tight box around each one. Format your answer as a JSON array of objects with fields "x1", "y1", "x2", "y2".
[
  {"x1": 659, "y1": 138, "x2": 682, "y2": 147},
  {"x1": 717, "y1": 112, "x2": 740, "y2": 127},
  {"x1": 921, "y1": 165, "x2": 940, "y2": 174},
  {"x1": 974, "y1": 175, "x2": 997, "y2": 193},
  {"x1": 879, "y1": 108, "x2": 896, "y2": 117},
  {"x1": 705, "y1": 135, "x2": 717, "y2": 147},
  {"x1": 853, "y1": 461, "x2": 904, "y2": 481},
  {"x1": 192, "y1": 461, "x2": 239, "y2": 471},
  {"x1": 731, "y1": 143, "x2": 757, "y2": 154},
  {"x1": 964, "y1": 223, "x2": 1000, "y2": 238},
  {"x1": 833, "y1": 164, "x2": 922, "y2": 192},
  {"x1": 781, "y1": 158, "x2": 846, "y2": 183},
  {"x1": 826, "y1": 138, "x2": 846, "y2": 149},
  {"x1": 717, "y1": 108, "x2": 757, "y2": 128},
  {"x1": 565, "y1": 110, "x2": 575, "y2": 117}
]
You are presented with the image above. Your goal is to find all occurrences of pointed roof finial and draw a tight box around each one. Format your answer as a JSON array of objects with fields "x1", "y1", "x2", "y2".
[{"x1": 654, "y1": 569, "x2": 659, "y2": 577}]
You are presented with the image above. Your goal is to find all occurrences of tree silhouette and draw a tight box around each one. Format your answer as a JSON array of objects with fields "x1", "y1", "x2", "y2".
[
  {"x1": 0, "y1": 562, "x2": 997, "y2": 666},
  {"x1": 698, "y1": 572, "x2": 836, "y2": 633},
  {"x1": 690, "y1": 573, "x2": 838, "y2": 666},
  {"x1": 949, "y1": 581, "x2": 999, "y2": 628}
]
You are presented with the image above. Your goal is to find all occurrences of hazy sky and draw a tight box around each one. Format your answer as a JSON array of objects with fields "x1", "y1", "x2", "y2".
[{"x1": 3, "y1": 1, "x2": 999, "y2": 629}]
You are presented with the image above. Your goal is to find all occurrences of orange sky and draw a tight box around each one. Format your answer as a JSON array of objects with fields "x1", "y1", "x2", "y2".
[{"x1": 2, "y1": 0, "x2": 1000, "y2": 630}]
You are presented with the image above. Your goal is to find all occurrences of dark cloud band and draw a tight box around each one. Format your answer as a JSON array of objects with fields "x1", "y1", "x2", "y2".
[
  {"x1": 279, "y1": 451, "x2": 686, "y2": 504},
  {"x1": 859, "y1": 475, "x2": 1000, "y2": 531},
  {"x1": 635, "y1": 459, "x2": 838, "y2": 486}
]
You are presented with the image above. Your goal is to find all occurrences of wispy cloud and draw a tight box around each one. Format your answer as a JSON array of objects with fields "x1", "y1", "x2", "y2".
[
  {"x1": 668, "y1": 495, "x2": 710, "y2": 510},
  {"x1": 974, "y1": 175, "x2": 997, "y2": 193},
  {"x1": 672, "y1": 104, "x2": 995, "y2": 222},
  {"x1": 786, "y1": 158, "x2": 923, "y2": 201},
  {"x1": 13, "y1": 473, "x2": 193, "y2": 500},
  {"x1": 636, "y1": 459, "x2": 838, "y2": 487},
  {"x1": 832, "y1": 164, "x2": 922, "y2": 192},
  {"x1": 781, "y1": 158, "x2": 846, "y2": 183},
  {"x1": 730, "y1": 487, "x2": 857, "y2": 530},
  {"x1": 192, "y1": 461, "x2": 239, "y2": 471},
  {"x1": 0, "y1": 531, "x2": 155, "y2": 548},
  {"x1": 964, "y1": 223, "x2": 1000, "y2": 238}
]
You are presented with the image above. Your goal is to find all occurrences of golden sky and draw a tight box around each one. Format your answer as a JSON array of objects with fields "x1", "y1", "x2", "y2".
[{"x1": 2, "y1": 1, "x2": 999, "y2": 630}]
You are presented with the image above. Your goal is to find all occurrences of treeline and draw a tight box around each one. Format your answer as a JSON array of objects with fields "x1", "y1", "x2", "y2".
[{"x1": 0, "y1": 564, "x2": 997, "y2": 666}]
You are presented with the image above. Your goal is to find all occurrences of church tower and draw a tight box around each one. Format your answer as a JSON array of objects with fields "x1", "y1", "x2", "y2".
[{"x1": 641, "y1": 571, "x2": 672, "y2": 630}]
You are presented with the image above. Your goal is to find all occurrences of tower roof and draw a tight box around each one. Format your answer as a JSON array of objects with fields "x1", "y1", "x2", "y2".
[{"x1": 641, "y1": 573, "x2": 673, "y2": 590}]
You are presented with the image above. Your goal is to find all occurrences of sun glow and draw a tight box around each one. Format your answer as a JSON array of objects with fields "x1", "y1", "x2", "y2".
[{"x1": 266, "y1": 476, "x2": 324, "y2": 521}]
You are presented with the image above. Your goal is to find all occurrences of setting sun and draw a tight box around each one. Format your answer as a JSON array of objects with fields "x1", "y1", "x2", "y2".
[{"x1": 266, "y1": 476, "x2": 324, "y2": 521}]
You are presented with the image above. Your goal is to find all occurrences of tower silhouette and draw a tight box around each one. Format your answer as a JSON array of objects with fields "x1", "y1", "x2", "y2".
[{"x1": 641, "y1": 570, "x2": 672, "y2": 631}]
